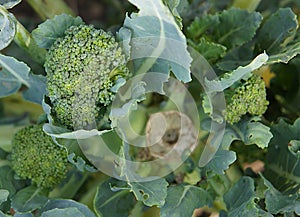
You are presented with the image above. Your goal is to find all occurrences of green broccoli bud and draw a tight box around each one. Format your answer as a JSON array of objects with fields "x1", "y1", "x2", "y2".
[
  {"x1": 45, "y1": 24, "x2": 130, "y2": 129},
  {"x1": 225, "y1": 74, "x2": 269, "y2": 124},
  {"x1": 11, "y1": 125, "x2": 68, "y2": 189}
]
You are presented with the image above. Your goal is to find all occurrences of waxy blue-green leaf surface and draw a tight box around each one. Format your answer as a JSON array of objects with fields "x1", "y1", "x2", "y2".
[
  {"x1": 11, "y1": 186, "x2": 48, "y2": 213},
  {"x1": 0, "y1": 54, "x2": 46, "y2": 104},
  {"x1": 204, "y1": 149, "x2": 236, "y2": 174},
  {"x1": 94, "y1": 179, "x2": 135, "y2": 217},
  {"x1": 129, "y1": 178, "x2": 168, "y2": 207},
  {"x1": 39, "y1": 199, "x2": 95, "y2": 217},
  {"x1": 0, "y1": 0, "x2": 21, "y2": 9},
  {"x1": 160, "y1": 185, "x2": 213, "y2": 217},
  {"x1": 124, "y1": 0, "x2": 192, "y2": 82},
  {"x1": 32, "y1": 14, "x2": 84, "y2": 49},
  {"x1": 224, "y1": 177, "x2": 272, "y2": 217},
  {"x1": 261, "y1": 175, "x2": 299, "y2": 214},
  {"x1": 0, "y1": 189, "x2": 8, "y2": 205},
  {"x1": 0, "y1": 6, "x2": 15, "y2": 50}
]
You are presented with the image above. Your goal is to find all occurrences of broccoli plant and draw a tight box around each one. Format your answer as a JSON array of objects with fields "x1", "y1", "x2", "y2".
[{"x1": 0, "y1": 0, "x2": 299, "y2": 217}]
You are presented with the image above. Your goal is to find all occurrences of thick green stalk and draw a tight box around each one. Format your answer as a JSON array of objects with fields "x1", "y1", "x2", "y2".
[
  {"x1": 26, "y1": 0, "x2": 75, "y2": 20},
  {"x1": 13, "y1": 21, "x2": 46, "y2": 65}
]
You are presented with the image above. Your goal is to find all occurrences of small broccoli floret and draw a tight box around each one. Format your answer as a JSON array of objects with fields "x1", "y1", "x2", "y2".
[
  {"x1": 11, "y1": 125, "x2": 68, "y2": 189},
  {"x1": 45, "y1": 24, "x2": 130, "y2": 130},
  {"x1": 225, "y1": 74, "x2": 269, "y2": 124}
]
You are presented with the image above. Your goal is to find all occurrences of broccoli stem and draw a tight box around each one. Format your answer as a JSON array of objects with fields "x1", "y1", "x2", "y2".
[
  {"x1": 13, "y1": 21, "x2": 47, "y2": 65},
  {"x1": 26, "y1": 0, "x2": 75, "y2": 20}
]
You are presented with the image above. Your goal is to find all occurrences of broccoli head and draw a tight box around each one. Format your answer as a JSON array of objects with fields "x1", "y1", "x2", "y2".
[
  {"x1": 45, "y1": 24, "x2": 130, "y2": 130},
  {"x1": 225, "y1": 74, "x2": 269, "y2": 124},
  {"x1": 11, "y1": 125, "x2": 68, "y2": 189}
]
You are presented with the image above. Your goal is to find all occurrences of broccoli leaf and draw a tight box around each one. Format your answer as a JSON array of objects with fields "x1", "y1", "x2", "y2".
[
  {"x1": 204, "y1": 52, "x2": 268, "y2": 93},
  {"x1": 32, "y1": 14, "x2": 84, "y2": 49},
  {"x1": 160, "y1": 185, "x2": 213, "y2": 217},
  {"x1": 0, "y1": 189, "x2": 8, "y2": 206},
  {"x1": 124, "y1": 0, "x2": 192, "y2": 82},
  {"x1": 41, "y1": 208, "x2": 84, "y2": 217},
  {"x1": 224, "y1": 177, "x2": 272, "y2": 217},
  {"x1": 204, "y1": 149, "x2": 236, "y2": 174},
  {"x1": 11, "y1": 186, "x2": 48, "y2": 213},
  {"x1": 210, "y1": 8, "x2": 262, "y2": 48},
  {"x1": 162, "y1": 0, "x2": 188, "y2": 29},
  {"x1": 14, "y1": 213, "x2": 34, "y2": 217},
  {"x1": 256, "y1": 8, "x2": 298, "y2": 55},
  {"x1": 0, "y1": 0, "x2": 21, "y2": 9},
  {"x1": 0, "y1": 6, "x2": 16, "y2": 50},
  {"x1": 221, "y1": 117, "x2": 273, "y2": 149},
  {"x1": 129, "y1": 178, "x2": 168, "y2": 207},
  {"x1": 94, "y1": 179, "x2": 135, "y2": 217},
  {"x1": 0, "y1": 166, "x2": 25, "y2": 198},
  {"x1": 261, "y1": 175, "x2": 299, "y2": 214},
  {"x1": 188, "y1": 38, "x2": 227, "y2": 63},
  {"x1": 38, "y1": 199, "x2": 95, "y2": 217},
  {"x1": 0, "y1": 54, "x2": 46, "y2": 104},
  {"x1": 188, "y1": 8, "x2": 262, "y2": 48},
  {"x1": 264, "y1": 118, "x2": 300, "y2": 193},
  {"x1": 267, "y1": 40, "x2": 300, "y2": 64}
]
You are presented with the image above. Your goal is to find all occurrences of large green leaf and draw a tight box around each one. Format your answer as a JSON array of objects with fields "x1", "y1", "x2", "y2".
[
  {"x1": 94, "y1": 179, "x2": 135, "y2": 217},
  {"x1": 11, "y1": 186, "x2": 48, "y2": 213},
  {"x1": 188, "y1": 8, "x2": 262, "y2": 48},
  {"x1": 129, "y1": 178, "x2": 168, "y2": 207},
  {"x1": 204, "y1": 149, "x2": 236, "y2": 174},
  {"x1": 38, "y1": 199, "x2": 95, "y2": 217},
  {"x1": 0, "y1": 6, "x2": 15, "y2": 50},
  {"x1": 41, "y1": 208, "x2": 84, "y2": 217},
  {"x1": 0, "y1": 0, "x2": 21, "y2": 9},
  {"x1": 264, "y1": 118, "x2": 300, "y2": 193},
  {"x1": 0, "y1": 166, "x2": 25, "y2": 198},
  {"x1": 160, "y1": 185, "x2": 213, "y2": 217},
  {"x1": 0, "y1": 189, "x2": 8, "y2": 205},
  {"x1": 0, "y1": 54, "x2": 46, "y2": 104},
  {"x1": 32, "y1": 14, "x2": 84, "y2": 49},
  {"x1": 224, "y1": 177, "x2": 272, "y2": 217},
  {"x1": 256, "y1": 8, "x2": 298, "y2": 55},
  {"x1": 221, "y1": 117, "x2": 273, "y2": 149},
  {"x1": 261, "y1": 175, "x2": 299, "y2": 215},
  {"x1": 123, "y1": 0, "x2": 192, "y2": 82}
]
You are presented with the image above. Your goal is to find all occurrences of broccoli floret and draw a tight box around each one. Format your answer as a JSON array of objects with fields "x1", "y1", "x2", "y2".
[
  {"x1": 225, "y1": 74, "x2": 269, "y2": 124},
  {"x1": 11, "y1": 125, "x2": 68, "y2": 189},
  {"x1": 45, "y1": 24, "x2": 130, "y2": 130}
]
